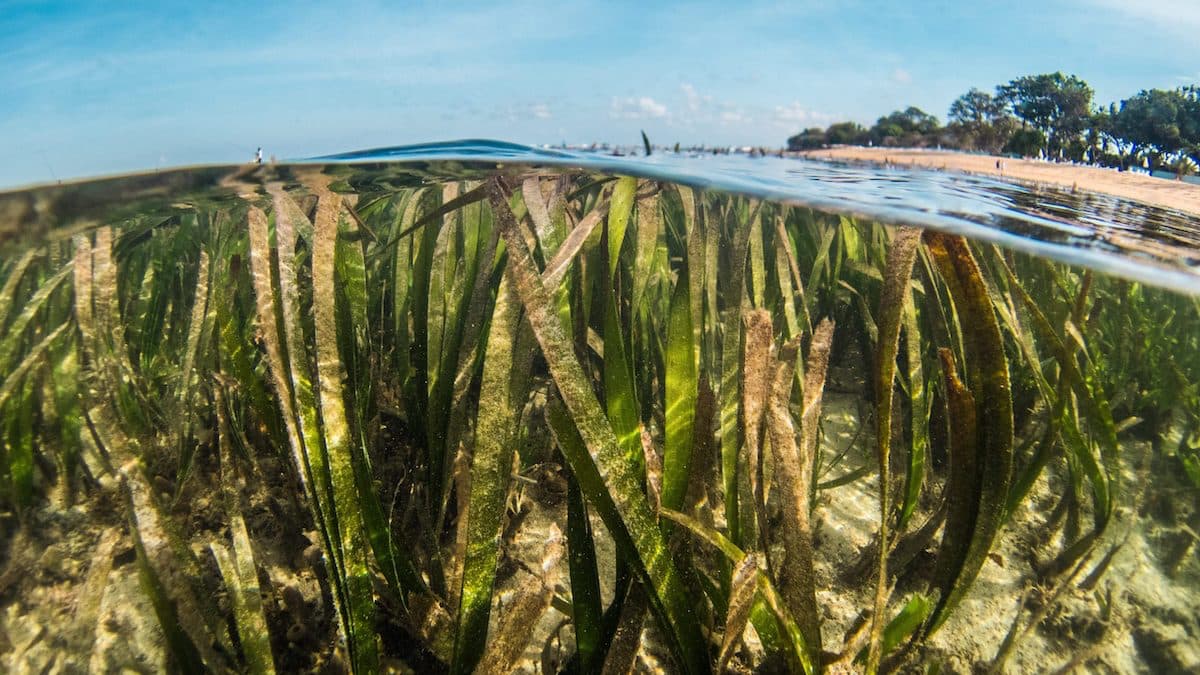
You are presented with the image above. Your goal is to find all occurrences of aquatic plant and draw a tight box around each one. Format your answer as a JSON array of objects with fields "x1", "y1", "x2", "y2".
[{"x1": 0, "y1": 164, "x2": 1196, "y2": 672}]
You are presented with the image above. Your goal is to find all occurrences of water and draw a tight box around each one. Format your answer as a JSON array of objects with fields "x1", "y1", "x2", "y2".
[{"x1": 0, "y1": 142, "x2": 1197, "y2": 673}]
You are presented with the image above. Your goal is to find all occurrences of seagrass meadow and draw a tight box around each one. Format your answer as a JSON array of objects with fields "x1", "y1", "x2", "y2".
[{"x1": 0, "y1": 159, "x2": 1198, "y2": 673}]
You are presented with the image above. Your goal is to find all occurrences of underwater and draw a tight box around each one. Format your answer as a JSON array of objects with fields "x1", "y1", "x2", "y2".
[
  {"x1": 5, "y1": 1, "x2": 1200, "y2": 672},
  {"x1": 0, "y1": 141, "x2": 1198, "y2": 673}
]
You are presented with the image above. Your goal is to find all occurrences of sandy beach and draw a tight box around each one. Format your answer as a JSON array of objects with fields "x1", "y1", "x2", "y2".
[{"x1": 799, "y1": 146, "x2": 1200, "y2": 218}]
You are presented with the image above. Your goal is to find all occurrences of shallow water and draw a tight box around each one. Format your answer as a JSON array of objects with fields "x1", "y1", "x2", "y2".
[
  {"x1": 5, "y1": 141, "x2": 1200, "y2": 293},
  {"x1": 0, "y1": 145, "x2": 1197, "y2": 673}
]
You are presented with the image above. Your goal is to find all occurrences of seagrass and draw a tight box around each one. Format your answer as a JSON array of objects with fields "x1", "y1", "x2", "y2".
[{"x1": 0, "y1": 162, "x2": 1191, "y2": 674}]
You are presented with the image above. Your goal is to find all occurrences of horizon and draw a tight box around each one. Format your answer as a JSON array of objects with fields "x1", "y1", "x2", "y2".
[{"x1": 2, "y1": 0, "x2": 1198, "y2": 188}]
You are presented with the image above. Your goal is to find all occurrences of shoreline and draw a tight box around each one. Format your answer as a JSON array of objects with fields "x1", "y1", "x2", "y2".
[{"x1": 797, "y1": 146, "x2": 1200, "y2": 218}]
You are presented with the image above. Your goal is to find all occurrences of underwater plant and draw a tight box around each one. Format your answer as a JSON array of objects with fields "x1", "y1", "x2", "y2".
[{"x1": 0, "y1": 164, "x2": 1197, "y2": 673}]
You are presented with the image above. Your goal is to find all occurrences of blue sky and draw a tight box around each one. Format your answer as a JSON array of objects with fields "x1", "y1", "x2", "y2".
[{"x1": 2, "y1": 0, "x2": 1198, "y2": 187}]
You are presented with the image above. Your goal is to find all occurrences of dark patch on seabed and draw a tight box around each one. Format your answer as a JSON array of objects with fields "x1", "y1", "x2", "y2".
[{"x1": 0, "y1": 155, "x2": 1198, "y2": 673}]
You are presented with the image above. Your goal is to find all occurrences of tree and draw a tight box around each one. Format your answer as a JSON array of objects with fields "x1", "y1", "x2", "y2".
[
  {"x1": 998, "y1": 72, "x2": 1094, "y2": 159},
  {"x1": 1003, "y1": 128, "x2": 1046, "y2": 158},
  {"x1": 949, "y1": 88, "x2": 1005, "y2": 126},
  {"x1": 825, "y1": 121, "x2": 869, "y2": 145},
  {"x1": 1175, "y1": 85, "x2": 1200, "y2": 167},
  {"x1": 1113, "y1": 88, "x2": 1193, "y2": 172},
  {"x1": 1087, "y1": 105, "x2": 1125, "y2": 166},
  {"x1": 948, "y1": 88, "x2": 1014, "y2": 152},
  {"x1": 869, "y1": 107, "x2": 940, "y2": 146},
  {"x1": 785, "y1": 122, "x2": 868, "y2": 150},
  {"x1": 780, "y1": 80, "x2": 1200, "y2": 164},
  {"x1": 1083, "y1": 113, "x2": 1106, "y2": 165},
  {"x1": 787, "y1": 127, "x2": 829, "y2": 151}
]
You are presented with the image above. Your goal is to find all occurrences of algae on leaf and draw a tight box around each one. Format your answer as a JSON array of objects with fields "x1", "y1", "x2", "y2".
[{"x1": 923, "y1": 232, "x2": 1013, "y2": 633}]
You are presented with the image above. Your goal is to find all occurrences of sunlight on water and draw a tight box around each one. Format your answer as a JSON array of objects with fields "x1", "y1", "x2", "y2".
[{"x1": 7, "y1": 141, "x2": 1199, "y2": 294}]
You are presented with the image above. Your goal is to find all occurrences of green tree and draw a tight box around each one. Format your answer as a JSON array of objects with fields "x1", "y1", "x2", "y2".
[
  {"x1": 1113, "y1": 88, "x2": 1193, "y2": 173},
  {"x1": 869, "y1": 107, "x2": 940, "y2": 147},
  {"x1": 948, "y1": 88, "x2": 1015, "y2": 152},
  {"x1": 1083, "y1": 114, "x2": 1105, "y2": 165},
  {"x1": 1003, "y1": 128, "x2": 1046, "y2": 158},
  {"x1": 1088, "y1": 106, "x2": 1124, "y2": 166},
  {"x1": 787, "y1": 127, "x2": 829, "y2": 151},
  {"x1": 1176, "y1": 85, "x2": 1200, "y2": 167},
  {"x1": 825, "y1": 121, "x2": 869, "y2": 145},
  {"x1": 997, "y1": 72, "x2": 1094, "y2": 159},
  {"x1": 949, "y1": 88, "x2": 1006, "y2": 126}
]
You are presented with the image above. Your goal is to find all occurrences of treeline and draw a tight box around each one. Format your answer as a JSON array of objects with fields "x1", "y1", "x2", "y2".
[{"x1": 787, "y1": 72, "x2": 1200, "y2": 174}]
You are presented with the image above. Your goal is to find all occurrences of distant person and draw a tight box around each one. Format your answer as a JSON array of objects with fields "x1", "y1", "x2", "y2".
[{"x1": 255, "y1": 147, "x2": 263, "y2": 165}]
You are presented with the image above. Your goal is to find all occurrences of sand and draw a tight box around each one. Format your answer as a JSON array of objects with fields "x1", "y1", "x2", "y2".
[{"x1": 798, "y1": 147, "x2": 1200, "y2": 218}]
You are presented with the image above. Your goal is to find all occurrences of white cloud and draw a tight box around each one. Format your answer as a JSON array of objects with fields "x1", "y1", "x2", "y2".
[
  {"x1": 680, "y1": 82, "x2": 711, "y2": 113},
  {"x1": 771, "y1": 102, "x2": 838, "y2": 129},
  {"x1": 682, "y1": 83, "x2": 699, "y2": 111},
  {"x1": 773, "y1": 102, "x2": 815, "y2": 123},
  {"x1": 671, "y1": 83, "x2": 839, "y2": 134},
  {"x1": 610, "y1": 96, "x2": 669, "y2": 119},
  {"x1": 720, "y1": 110, "x2": 748, "y2": 124},
  {"x1": 491, "y1": 102, "x2": 554, "y2": 122},
  {"x1": 891, "y1": 68, "x2": 912, "y2": 85}
]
